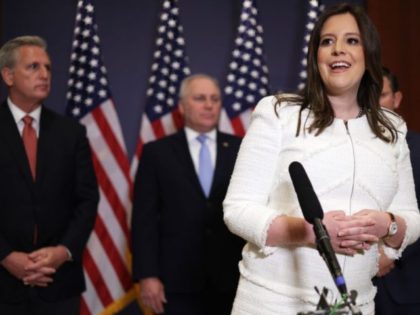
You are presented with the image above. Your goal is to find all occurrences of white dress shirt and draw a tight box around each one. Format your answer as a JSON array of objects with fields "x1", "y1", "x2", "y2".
[
  {"x1": 7, "y1": 98, "x2": 41, "y2": 137},
  {"x1": 184, "y1": 126, "x2": 217, "y2": 175}
]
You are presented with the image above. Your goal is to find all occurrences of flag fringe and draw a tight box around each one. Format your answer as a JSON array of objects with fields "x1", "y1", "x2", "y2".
[{"x1": 100, "y1": 289, "x2": 134, "y2": 315}]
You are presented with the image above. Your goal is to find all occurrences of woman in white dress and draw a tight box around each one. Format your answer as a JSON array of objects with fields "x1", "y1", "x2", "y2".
[{"x1": 223, "y1": 3, "x2": 420, "y2": 315}]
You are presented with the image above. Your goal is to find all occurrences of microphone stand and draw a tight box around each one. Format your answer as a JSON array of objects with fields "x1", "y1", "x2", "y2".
[
  {"x1": 299, "y1": 220, "x2": 362, "y2": 314},
  {"x1": 297, "y1": 287, "x2": 362, "y2": 315}
]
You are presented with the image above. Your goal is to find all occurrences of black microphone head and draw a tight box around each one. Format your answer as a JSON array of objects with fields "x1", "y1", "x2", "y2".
[{"x1": 288, "y1": 161, "x2": 324, "y2": 223}]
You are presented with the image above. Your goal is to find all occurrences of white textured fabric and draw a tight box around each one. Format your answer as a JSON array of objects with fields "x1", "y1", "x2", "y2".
[
  {"x1": 223, "y1": 95, "x2": 420, "y2": 314},
  {"x1": 232, "y1": 276, "x2": 375, "y2": 315}
]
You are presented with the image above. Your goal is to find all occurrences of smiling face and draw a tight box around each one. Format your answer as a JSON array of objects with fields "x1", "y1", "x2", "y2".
[
  {"x1": 1, "y1": 45, "x2": 51, "y2": 111},
  {"x1": 179, "y1": 76, "x2": 221, "y2": 133},
  {"x1": 317, "y1": 13, "x2": 365, "y2": 96}
]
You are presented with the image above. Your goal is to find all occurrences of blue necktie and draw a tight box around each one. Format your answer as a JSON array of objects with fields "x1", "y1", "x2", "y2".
[{"x1": 197, "y1": 134, "x2": 213, "y2": 197}]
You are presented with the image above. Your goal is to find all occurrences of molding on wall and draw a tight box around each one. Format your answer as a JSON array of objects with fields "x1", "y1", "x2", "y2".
[{"x1": 368, "y1": 0, "x2": 420, "y2": 132}]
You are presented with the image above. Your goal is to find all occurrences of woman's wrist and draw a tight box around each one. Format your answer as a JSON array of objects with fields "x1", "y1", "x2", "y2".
[
  {"x1": 303, "y1": 220, "x2": 315, "y2": 247},
  {"x1": 382, "y1": 214, "x2": 405, "y2": 249},
  {"x1": 381, "y1": 212, "x2": 397, "y2": 239}
]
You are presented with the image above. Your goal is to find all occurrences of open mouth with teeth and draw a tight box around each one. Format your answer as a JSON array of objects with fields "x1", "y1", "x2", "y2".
[{"x1": 330, "y1": 61, "x2": 351, "y2": 69}]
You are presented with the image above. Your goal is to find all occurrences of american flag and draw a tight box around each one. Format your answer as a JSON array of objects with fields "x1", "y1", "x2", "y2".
[
  {"x1": 219, "y1": 0, "x2": 270, "y2": 137},
  {"x1": 297, "y1": 0, "x2": 323, "y2": 90},
  {"x1": 66, "y1": 0, "x2": 136, "y2": 314},
  {"x1": 131, "y1": 0, "x2": 190, "y2": 176}
]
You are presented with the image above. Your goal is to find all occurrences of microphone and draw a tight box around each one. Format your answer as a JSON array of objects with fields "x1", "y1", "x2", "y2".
[{"x1": 289, "y1": 161, "x2": 348, "y2": 296}]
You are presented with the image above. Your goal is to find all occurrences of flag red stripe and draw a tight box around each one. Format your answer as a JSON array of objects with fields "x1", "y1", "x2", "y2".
[
  {"x1": 91, "y1": 151, "x2": 130, "y2": 239},
  {"x1": 230, "y1": 116, "x2": 246, "y2": 137},
  {"x1": 80, "y1": 296, "x2": 91, "y2": 315},
  {"x1": 151, "y1": 119, "x2": 165, "y2": 139},
  {"x1": 94, "y1": 215, "x2": 132, "y2": 290},
  {"x1": 83, "y1": 249, "x2": 113, "y2": 307},
  {"x1": 91, "y1": 106, "x2": 132, "y2": 185},
  {"x1": 171, "y1": 108, "x2": 183, "y2": 130},
  {"x1": 91, "y1": 152, "x2": 132, "y2": 290},
  {"x1": 134, "y1": 138, "x2": 144, "y2": 161}
]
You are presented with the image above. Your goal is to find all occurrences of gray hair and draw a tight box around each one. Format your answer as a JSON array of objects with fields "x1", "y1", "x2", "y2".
[
  {"x1": 179, "y1": 74, "x2": 220, "y2": 100},
  {"x1": 0, "y1": 35, "x2": 47, "y2": 70}
]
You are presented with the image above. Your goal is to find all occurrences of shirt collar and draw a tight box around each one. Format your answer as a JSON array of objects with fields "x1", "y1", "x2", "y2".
[
  {"x1": 184, "y1": 126, "x2": 217, "y2": 143},
  {"x1": 7, "y1": 97, "x2": 42, "y2": 124}
]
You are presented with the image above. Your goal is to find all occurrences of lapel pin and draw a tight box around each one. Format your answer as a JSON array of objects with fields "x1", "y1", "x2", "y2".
[{"x1": 222, "y1": 142, "x2": 229, "y2": 148}]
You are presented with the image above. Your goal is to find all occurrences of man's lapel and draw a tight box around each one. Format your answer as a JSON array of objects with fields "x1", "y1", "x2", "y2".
[
  {"x1": 0, "y1": 102, "x2": 35, "y2": 185},
  {"x1": 209, "y1": 132, "x2": 231, "y2": 198},
  {"x1": 171, "y1": 130, "x2": 206, "y2": 197},
  {"x1": 35, "y1": 107, "x2": 54, "y2": 187}
]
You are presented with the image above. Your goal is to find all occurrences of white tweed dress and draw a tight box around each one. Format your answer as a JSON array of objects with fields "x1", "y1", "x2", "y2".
[{"x1": 223, "y1": 96, "x2": 420, "y2": 315}]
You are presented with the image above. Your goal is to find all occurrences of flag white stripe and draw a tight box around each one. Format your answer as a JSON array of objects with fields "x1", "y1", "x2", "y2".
[
  {"x1": 130, "y1": 158, "x2": 140, "y2": 182},
  {"x1": 100, "y1": 100, "x2": 128, "y2": 152},
  {"x1": 219, "y1": 108, "x2": 253, "y2": 134},
  {"x1": 87, "y1": 231, "x2": 125, "y2": 299},
  {"x1": 140, "y1": 115, "x2": 157, "y2": 143},
  {"x1": 95, "y1": 188, "x2": 130, "y2": 263},
  {"x1": 83, "y1": 269, "x2": 103, "y2": 315},
  {"x1": 82, "y1": 113, "x2": 130, "y2": 207},
  {"x1": 161, "y1": 113, "x2": 178, "y2": 135},
  {"x1": 219, "y1": 110, "x2": 234, "y2": 134},
  {"x1": 238, "y1": 108, "x2": 252, "y2": 129}
]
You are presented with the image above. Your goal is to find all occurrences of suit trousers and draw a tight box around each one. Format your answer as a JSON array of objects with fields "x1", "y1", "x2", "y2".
[
  {"x1": 0, "y1": 293, "x2": 80, "y2": 315},
  {"x1": 164, "y1": 286, "x2": 236, "y2": 315},
  {"x1": 375, "y1": 279, "x2": 420, "y2": 315}
]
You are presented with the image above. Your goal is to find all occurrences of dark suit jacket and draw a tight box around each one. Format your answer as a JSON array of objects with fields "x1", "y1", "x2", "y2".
[
  {"x1": 131, "y1": 129, "x2": 244, "y2": 293},
  {"x1": 375, "y1": 130, "x2": 420, "y2": 306},
  {"x1": 0, "y1": 101, "x2": 99, "y2": 303}
]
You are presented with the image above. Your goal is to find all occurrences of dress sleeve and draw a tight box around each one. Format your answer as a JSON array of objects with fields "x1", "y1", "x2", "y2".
[
  {"x1": 223, "y1": 96, "x2": 285, "y2": 255},
  {"x1": 383, "y1": 121, "x2": 420, "y2": 259}
]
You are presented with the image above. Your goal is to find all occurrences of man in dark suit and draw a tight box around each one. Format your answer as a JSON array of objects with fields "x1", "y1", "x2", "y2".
[
  {"x1": 0, "y1": 36, "x2": 98, "y2": 314},
  {"x1": 132, "y1": 74, "x2": 244, "y2": 315},
  {"x1": 374, "y1": 67, "x2": 420, "y2": 314}
]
